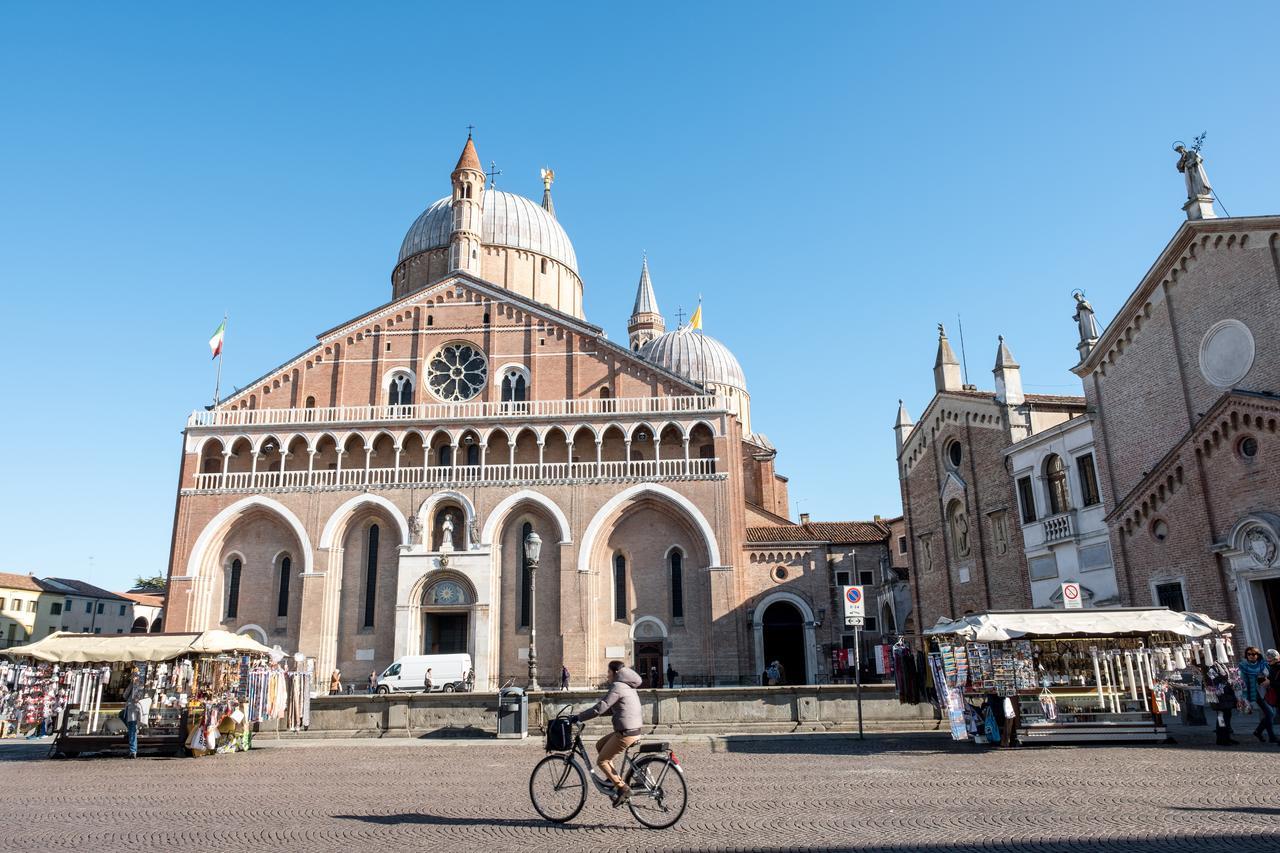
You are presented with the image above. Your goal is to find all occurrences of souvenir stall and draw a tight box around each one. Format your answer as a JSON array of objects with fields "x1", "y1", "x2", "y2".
[
  {"x1": 0, "y1": 630, "x2": 305, "y2": 757},
  {"x1": 925, "y1": 608, "x2": 1235, "y2": 745}
]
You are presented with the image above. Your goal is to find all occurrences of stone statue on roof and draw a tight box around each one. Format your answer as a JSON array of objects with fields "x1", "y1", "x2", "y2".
[
  {"x1": 1174, "y1": 141, "x2": 1212, "y2": 201},
  {"x1": 1072, "y1": 291, "x2": 1100, "y2": 343}
]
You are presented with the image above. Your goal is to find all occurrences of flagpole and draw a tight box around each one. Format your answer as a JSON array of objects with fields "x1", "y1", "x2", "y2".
[
  {"x1": 213, "y1": 312, "x2": 227, "y2": 407},
  {"x1": 697, "y1": 295, "x2": 705, "y2": 392}
]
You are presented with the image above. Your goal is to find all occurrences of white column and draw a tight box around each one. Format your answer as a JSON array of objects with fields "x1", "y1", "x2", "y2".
[
  {"x1": 537, "y1": 440, "x2": 545, "y2": 477},
  {"x1": 307, "y1": 449, "x2": 316, "y2": 488},
  {"x1": 624, "y1": 440, "x2": 632, "y2": 476},
  {"x1": 363, "y1": 446, "x2": 372, "y2": 485},
  {"x1": 508, "y1": 441, "x2": 516, "y2": 467}
]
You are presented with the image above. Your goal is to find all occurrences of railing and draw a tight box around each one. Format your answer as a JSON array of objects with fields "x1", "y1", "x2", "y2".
[
  {"x1": 1042, "y1": 512, "x2": 1075, "y2": 543},
  {"x1": 189, "y1": 458, "x2": 720, "y2": 492},
  {"x1": 187, "y1": 394, "x2": 734, "y2": 429}
]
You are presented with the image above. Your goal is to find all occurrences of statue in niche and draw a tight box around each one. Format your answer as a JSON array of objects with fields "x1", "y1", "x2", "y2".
[
  {"x1": 468, "y1": 517, "x2": 479, "y2": 550},
  {"x1": 439, "y1": 512, "x2": 455, "y2": 553}
]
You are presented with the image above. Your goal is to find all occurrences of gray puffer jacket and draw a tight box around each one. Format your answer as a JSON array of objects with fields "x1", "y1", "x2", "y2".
[{"x1": 577, "y1": 667, "x2": 644, "y2": 734}]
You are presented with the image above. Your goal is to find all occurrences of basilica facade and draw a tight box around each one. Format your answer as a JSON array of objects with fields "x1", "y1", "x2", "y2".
[{"x1": 162, "y1": 137, "x2": 890, "y2": 689}]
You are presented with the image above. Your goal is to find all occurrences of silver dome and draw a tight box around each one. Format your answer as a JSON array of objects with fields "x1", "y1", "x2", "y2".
[
  {"x1": 639, "y1": 325, "x2": 747, "y2": 391},
  {"x1": 398, "y1": 190, "x2": 578, "y2": 273}
]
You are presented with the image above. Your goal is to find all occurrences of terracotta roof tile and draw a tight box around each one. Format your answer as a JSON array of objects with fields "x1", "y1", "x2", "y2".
[
  {"x1": 0, "y1": 572, "x2": 47, "y2": 592},
  {"x1": 746, "y1": 521, "x2": 889, "y2": 545},
  {"x1": 454, "y1": 137, "x2": 481, "y2": 172}
]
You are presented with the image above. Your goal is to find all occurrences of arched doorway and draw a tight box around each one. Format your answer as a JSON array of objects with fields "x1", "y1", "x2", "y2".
[
  {"x1": 760, "y1": 600, "x2": 807, "y2": 685},
  {"x1": 421, "y1": 577, "x2": 472, "y2": 655}
]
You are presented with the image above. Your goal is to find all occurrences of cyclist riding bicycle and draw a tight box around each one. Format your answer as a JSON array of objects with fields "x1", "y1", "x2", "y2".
[{"x1": 569, "y1": 660, "x2": 643, "y2": 806}]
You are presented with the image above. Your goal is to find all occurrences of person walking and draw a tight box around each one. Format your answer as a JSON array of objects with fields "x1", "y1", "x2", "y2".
[
  {"x1": 122, "y1": 671, "x2": 144, "y2": 759},
  {"x1": 368, "y1": 671, "x2": 378, "y2": 694},
  {"x1": 1240, "y1": 647, "x2": 1276, "y2": 743},
  {"x1": 560, "y1": 665, "x2": 570, "y2": 691},
  {"x1": 329, "y1": 668, "x2": 342, "y2": 696},
  {"x1": 1204, "y1": 664, "x2": 1239, "y2": 746},
  {"x1": 569, "y1": 661, "x2": 643, "y2": 807}
]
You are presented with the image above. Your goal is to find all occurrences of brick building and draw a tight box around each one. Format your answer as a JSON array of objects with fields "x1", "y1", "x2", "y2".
[
  {"x1": 162, "y1": 136, "x2": 888, "y2": 688},
  {"x1": 896, "y1": 329, "x2": 1087, "y2": 630},
  {"x1": 1070, "y1": 159, "x2": 1280, "y2": 647}
]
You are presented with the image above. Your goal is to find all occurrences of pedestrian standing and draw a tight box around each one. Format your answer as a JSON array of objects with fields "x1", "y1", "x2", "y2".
[
  {"x1": 329, "y1": 668, "x2": 342, "y2": 696},
  {"x1": 368, "y1": 671, "x2": 377, "y2": 694},
  {"x1": 1240, "y1": 647, "x2": 1276, "y2": 743},
  {"x1": 122, "y1": 671, "x2": 144, "y2": 759},
  {"x1": 1203, "y1": 664, "x2": 1239, "y2": 746},
  {"x1": 560, "y1": 665, "x2": 570, "y2": 691},
  {"x1": 666, "y1": 663, "x2": 678, "y2": 689}
]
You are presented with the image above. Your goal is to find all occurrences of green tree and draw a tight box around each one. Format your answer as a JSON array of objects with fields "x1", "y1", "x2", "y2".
[{"x1": 132, "y1": 574, "x2": 166, "y2": 592}]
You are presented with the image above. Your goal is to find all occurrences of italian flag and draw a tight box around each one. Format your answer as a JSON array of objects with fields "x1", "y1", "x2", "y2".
[{"x1": 208, "y1": 320, "x2": 225, "y2": 359}]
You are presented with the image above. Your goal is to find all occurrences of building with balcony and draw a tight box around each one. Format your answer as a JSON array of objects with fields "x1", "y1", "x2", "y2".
[
  {"x1": 162, "y1": 135, "x2": 885, "y2": 689},
  {"x1": 1005, "y1": 414, "x2": 1118, "y2": 608},
  {"x1": 895, "y1": 330, "x2": 1088, "y2": 631}
]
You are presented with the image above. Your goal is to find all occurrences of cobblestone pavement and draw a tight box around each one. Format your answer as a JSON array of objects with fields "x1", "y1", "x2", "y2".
[{"x1": 2, "y1": 728, "x2": 1278, "y2": 852}]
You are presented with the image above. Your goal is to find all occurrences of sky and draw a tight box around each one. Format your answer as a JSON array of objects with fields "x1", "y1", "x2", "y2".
[{"x1": 2, "y1": 3, "x2": 1278, "y2": 592}]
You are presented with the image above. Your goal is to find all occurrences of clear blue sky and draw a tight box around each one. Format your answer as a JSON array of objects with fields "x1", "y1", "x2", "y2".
[{"x1": 2, "y1": 4, "x2": 1278, "y2": 591}]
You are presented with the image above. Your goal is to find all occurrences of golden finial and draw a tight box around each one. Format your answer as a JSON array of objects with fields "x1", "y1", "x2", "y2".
[{"x1": 540, "y1": 167, "x2": 555, "y2": 190}]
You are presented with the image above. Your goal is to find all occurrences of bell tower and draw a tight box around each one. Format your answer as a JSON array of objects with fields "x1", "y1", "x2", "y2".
[
  {"x1": 449, "y1": 133, "x2": 486, "y2": 276},
  {"x1": 628, "y1": 254, "x2": 665, "y2": 351}
]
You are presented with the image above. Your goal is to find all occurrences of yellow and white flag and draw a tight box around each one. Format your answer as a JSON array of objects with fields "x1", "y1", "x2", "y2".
[{"x1": 689, "y1": 302, "x2": 702, "y2": 330}]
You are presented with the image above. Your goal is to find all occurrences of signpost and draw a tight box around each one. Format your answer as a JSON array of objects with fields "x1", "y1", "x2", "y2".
[
  {"x1": 842, "y1": 586, "x2": 865, "y2": 739},
  {"x1": 1062, "y1": 582, "x2": 1083, "y2": 610}
]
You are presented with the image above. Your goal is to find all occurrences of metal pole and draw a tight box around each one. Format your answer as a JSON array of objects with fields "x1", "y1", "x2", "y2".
[
  {"x1": 527, "y1": 559, "x2": 540, "y2": 691},
  {"x1": 855, "y1": 624, "x2": 864, "y2": 740}
]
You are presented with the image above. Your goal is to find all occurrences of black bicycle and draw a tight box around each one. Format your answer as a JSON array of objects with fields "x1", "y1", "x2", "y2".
[{"x1": 529, "y1": 715, "x2": 688, "y2": 829}]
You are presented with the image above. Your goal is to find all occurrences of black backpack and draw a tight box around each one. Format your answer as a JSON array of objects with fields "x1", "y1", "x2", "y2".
[{"x1": 545, "y1": 716, "x2": 573, "y2": 752}]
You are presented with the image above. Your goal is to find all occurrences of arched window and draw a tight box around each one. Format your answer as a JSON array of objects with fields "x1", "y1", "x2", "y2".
[
  {"x1": 614, "y1": 553, "x2": 627, "y2": 621},
  {"x1": 1045, "y1": 454, "x2": 1071, "y2": 515},
  {"x1": 276, "y1": 555, "x2": 291, "y2": 618},
  {"x1": 363, "y1": 524, "x2": 379, "y2": 628},
  {"x1": 427, "y1": 315, "x2": 434, "y2": 326},
  {"x1": 600, "y1": 386, "x2": 615, "y2": 413},
  {"x1": 540, "y1": 258, "x2": 547, "y2": 274},
  {"x1": 947, "y1": 500, "x2": 971, "y2": 559},
  {"x1": 466, "y1": 443, "x2": 480, "y2": 466},
  {"x1": 519, "y1": 522, "x2": 532, "y2": 628},
  {"x1": 130, "y1": 617, "x2": 149, "y2": 633},
  {"x1": 305, "y1": 396, "x2": 316, "y2": 409},
  {"x1": 670, "y1": 549, "x2": 684, "y2": 620},
  {"x1": 226, "y1": 558, "x2": 242, "y2": 619},
  {"x1": 501, "y1": 369, "x2": 528, "y2": 403},
  {"x1": 389, "y1": 372, "x2": 414, "y2": 406},
  {"x1": 437, "y1": 445, "x2": 453, "y2": 467}
]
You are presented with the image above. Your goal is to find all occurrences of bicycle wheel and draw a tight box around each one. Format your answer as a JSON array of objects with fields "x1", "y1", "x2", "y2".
[
  {"x1": 529, "y1": 754, "x2": 587, "y2": 823},
  {"x1": 626, "y1": 755, "x2": 688, "y2": 829}
]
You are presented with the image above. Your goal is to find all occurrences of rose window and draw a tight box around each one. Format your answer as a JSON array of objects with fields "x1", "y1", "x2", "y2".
[{"x1": 427, "y1": 342, "x2": 487, "y2": 401}]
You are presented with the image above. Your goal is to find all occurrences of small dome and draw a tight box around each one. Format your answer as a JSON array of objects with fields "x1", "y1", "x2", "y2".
[
  {"x1": 640, "y1": 325, "x2": 747, "y2": 391},
  {"x1": 398, "y1": 190, "x2": 578, "y2": 274}
]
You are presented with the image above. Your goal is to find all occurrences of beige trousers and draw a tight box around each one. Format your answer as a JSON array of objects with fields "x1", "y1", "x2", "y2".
[{"x1": 595, "y1": 732, "x2": 639, "y2": 787}]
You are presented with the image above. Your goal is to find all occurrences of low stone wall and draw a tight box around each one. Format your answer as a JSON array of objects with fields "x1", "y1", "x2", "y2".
[{"x1": 267, "y1": 685, "x2": 940, "y2": 738}]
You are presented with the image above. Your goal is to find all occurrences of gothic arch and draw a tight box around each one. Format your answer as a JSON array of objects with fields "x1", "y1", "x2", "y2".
[
  {"x1": 480, "y1": 489, "x2": 572, "y2": 546},
  {"x1": 630, "y1": 615, "x2": 669, "y2": 640},
  {"x1": 319, "y1": 493, "x2": 410, "y2": 549},
  {"x1": 184, "y1": 496, "x2": 313, "y2": 577},
  {"x1": 577, "y1": 483, "x2": 721, "y2": 574}
]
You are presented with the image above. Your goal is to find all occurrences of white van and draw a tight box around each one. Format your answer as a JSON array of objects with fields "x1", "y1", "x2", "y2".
[{"x1": 376, "y1": 653, "x2": 472, "y2": 694}]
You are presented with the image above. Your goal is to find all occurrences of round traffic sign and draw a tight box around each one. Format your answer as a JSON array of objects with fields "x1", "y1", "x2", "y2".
[
  {"x1": 845, "y1": 587, "x2": 862, "y2": 605},
  {"x1": 1063, "y1": 584, "x2": 1080, "y2": 600}
]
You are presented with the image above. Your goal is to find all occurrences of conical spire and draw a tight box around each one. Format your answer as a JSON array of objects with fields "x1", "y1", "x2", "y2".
[
  {"x1": 933, "y1": 324, "x2": 963, "y2": 392},
  {"x1": 895, "y1": 398, "x2": 913, "y2": 428},
  {"x1": 994, "y1": 335, "x2": 1019, "y2": 369},
  {"x1": 454, "y1": 136, "x2": 481, "y2": 173},
  {"x1": 540, "y1": 167, "x2": 556, "y2": 218},
  {"x1": 632, "y1": 254, "x2": 660, "y2": 316}
]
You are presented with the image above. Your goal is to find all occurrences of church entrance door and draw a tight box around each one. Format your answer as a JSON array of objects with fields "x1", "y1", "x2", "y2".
[
  {"x1": 424, "y1": 612, "x2": 469, "y2": 654},
  {"x1": 635, "y1": 641, "x2": 664, "y2": 688},
  {"x1": 761, "y1": 601, "x2": 807, "y2": 685}
]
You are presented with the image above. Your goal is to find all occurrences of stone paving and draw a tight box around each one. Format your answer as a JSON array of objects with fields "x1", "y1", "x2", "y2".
[{"x1": 2, "y1": 726, "x2": 1278, "y2": 852}]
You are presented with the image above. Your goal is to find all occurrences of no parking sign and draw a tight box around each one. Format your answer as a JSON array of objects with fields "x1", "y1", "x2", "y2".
[
  {"x1": 1062, "y1": 582, "x2": 1083, "y2": 609},
  {"x1": 842, "y1": 585, "x2": 865, "y2": 626}
]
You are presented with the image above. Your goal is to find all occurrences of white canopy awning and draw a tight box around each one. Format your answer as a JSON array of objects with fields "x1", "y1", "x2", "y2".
[
  {"x1": 2, "y1": 630, "x2": 275, "y2": 663},
  {"x1": 924, "y1": 608, "x2": 1233, "y2": 641}
]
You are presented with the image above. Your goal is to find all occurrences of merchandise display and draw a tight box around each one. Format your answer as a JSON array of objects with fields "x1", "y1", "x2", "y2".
[
  {"x1": 925, "y1": 608, "x2": 1236, "y2": 745},
  {"x1": 1, "y1": 630, "x2": 311, "y2": 757}
]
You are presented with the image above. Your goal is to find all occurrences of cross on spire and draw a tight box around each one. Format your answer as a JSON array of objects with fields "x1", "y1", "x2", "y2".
[
  {"x1": 486, "y1": 160, "x2": 501, "y2": 187},
  {"x1": 466, "y1": 123, "x2": 475, "y2": 139},
  {"x1": 675, "y1": 307, "x2": 686, "y2": 327}
]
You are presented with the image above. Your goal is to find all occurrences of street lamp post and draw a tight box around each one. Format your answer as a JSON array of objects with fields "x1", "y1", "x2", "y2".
[{"x1": 525, "y1": 529, "x2": 542, "y2": 691}]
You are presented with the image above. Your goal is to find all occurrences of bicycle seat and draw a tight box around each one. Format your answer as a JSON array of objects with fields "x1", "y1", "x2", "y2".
[{"x1": 636, "y1": 741, "x2": 670, "y2": 753}]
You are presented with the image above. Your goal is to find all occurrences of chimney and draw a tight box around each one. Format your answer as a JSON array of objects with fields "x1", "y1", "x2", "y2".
[{"x1": 799, "y1": 512, "x2": 811, "y2": 525}]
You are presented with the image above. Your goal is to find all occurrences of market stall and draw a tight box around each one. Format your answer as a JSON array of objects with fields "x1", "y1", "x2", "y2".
[
  {"x1": 925, "y1": 608, "x2": 1235, "y2": 745},
  {"x1": 1, "y1": 631, "x2": 313, "y2": 757}
]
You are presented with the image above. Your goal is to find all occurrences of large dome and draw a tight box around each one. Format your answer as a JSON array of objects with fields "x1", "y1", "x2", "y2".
[
  {"x1": 640, "y1": 325, "x2": 747, "y2": 391},
  {"x1": 398, "y1": 190, "x2": 578, "y2": 274}
]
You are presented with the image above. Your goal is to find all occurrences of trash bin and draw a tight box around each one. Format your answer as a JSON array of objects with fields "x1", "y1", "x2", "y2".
[{"x1": 497, "y1": 686, "x2": 528, "y2": 739}]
